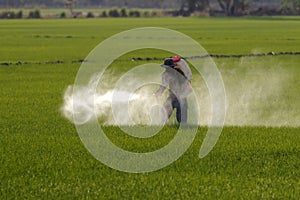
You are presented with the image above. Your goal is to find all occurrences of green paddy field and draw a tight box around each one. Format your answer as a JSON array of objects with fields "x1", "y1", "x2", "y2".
[{"x1": 0, "y1": 17, "x2": 299, "y2": 199}]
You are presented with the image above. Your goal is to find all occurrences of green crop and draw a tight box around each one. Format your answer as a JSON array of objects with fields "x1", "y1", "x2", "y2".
[{"x1": 0, "y1": 17, "x2": 299, "y2": 199}]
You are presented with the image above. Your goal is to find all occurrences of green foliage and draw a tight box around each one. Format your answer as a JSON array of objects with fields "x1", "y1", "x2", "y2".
[
  {"x1": 281, "y1": 0, "x2": 300, "y2": 10},
  {"x1": 16, "y1": 10, "x2": 22, "y2": 18},
  {"x1": 108, "y1": 8, "x2": 120, "y2": 17},
  {"x1": 185, "y1": 0, "x2": 210, "y2": 12},
  {"x1": 28, "y1": 9, "x2": 41, "y2": 18},
  {"x1": 0, "y1": 10, "x2": 22, "y2": 19},
  {"x1": 129, "y1": 10, "x2": 141, "y2": 17},
  {"x1": 86, "y1": 12, "x2": 94, "y2": 18},
  {"x1": 101, "y1": 10, "x2": 107, "y2": 17},
  {"x1": 0, "y1": 17, "x2": 300, "y2": 199},
  {"x1": 60, "y1": 11, "x2": 66, "y2": 18},
  {"x1": 120, "y1": 8, "x2": 127, "y2": 17}
]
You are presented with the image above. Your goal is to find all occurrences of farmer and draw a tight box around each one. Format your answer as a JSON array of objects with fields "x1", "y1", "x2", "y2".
[{"x1": 154, "y1": 56, "x2": 192, "y2": 124}]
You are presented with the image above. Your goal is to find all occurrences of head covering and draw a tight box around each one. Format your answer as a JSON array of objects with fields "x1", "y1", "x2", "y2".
[
  {"x1": 172, "y1": 55, "x2": 181, "y2": 62},
  {"x1": 160, "y1": 58, "x2": 177, "y2": 68},
  {"x1": 172, "y1": 56, "x2": 192, "y2": 81}
]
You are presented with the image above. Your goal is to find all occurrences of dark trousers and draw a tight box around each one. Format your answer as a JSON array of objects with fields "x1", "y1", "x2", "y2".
[{"x1": 163, "y1": 94, "x2": 188, "y2": 124}]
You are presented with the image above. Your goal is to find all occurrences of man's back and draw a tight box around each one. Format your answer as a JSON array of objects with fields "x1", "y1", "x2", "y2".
[{"x1": 162, "y1": 68, "x2": 188, "y2": 98}]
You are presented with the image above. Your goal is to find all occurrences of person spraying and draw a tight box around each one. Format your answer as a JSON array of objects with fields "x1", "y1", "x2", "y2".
[{"x1": 154, "y1": 56, "x2": 192, "y2": 124}]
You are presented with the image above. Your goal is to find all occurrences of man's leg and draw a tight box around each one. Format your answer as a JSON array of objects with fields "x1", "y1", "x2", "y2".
[
  {"x1": 162, "y1": 96, "x2": 174, "y2": 124},
  {"x1": 174, "y1": 98, "x2": 188, "y2": 124}
]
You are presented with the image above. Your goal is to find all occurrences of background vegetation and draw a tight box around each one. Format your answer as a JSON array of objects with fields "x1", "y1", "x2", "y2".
[{"x1": 0, "y1": 0, "x2": 300, "y2": 18}]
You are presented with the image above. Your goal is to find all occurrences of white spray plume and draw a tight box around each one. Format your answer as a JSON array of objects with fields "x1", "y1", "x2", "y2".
[
  {"x1": 61, "y1": 86, "x2": 141, "y2": 125},
  {"x1": 192, "y1": 56, "x2": 299, "y2": 127},
  {"x1": 61, "y1": 56, "x2": 299, "y2": 127},
  {"x1": 61, "y1": 72, "x2": 165, "y2": 125}
]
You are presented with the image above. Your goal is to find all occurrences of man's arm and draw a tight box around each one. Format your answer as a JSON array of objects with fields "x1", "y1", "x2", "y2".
[
  {"x1": 177, "y1": 59, "x2": 192, "y2": 81},
  {"x1": 154, "y1": 71, "x2": 167, "y2": 97}
]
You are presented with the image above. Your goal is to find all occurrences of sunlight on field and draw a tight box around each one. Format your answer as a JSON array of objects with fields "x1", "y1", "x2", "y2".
[{"x1": 0, "y1": 17, "x2": 299, "y2": 199}]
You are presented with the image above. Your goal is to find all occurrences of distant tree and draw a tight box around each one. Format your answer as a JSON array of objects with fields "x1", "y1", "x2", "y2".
[
  {"x1": 188, "y1": 0, "x2": 209, "y2": 12},
  {"x1": 295, "y1": 0, "x2": 300, "y2": 9},
  {"x1": 178, "y1": 0, "x2": 210, "y2": 14},
  {"x1": 217, "y1": 0, "x2": 235, "y2": 15},
  {"x1": 60, "y1": 12, "x2": 66, "y2": 18},
  {"x1": 28, "y1": 10, "x2": 41, "y2": 18},
  {"x1": 108, "y1": 9, "x2": 120, "y2": 17},
  {"x1": 129, "y1": 10, "x2": 141, "y2": 17},
  {"x1": 120, "y1": 8, "x2": 127, "y2": 17},
  {"x1": 16, "y1": 10, "x2": 22, "y2": 18},
  {"x1": 87, "y1": 12, "x2": 94, "y2": 18},
  {"x1": 0, "y1": 11, "x2": 15, "y2": 19},
  {"x1": 0, "y1": 0, "x2": 177, "y2": 9},
  {"x1": 101, "y1": 10, "x2": 107, "y2": 17},
  {"x1": 217, "y1": 0, "x2": 252, "y2": 15},
  {"x1": 280, "y1": 0, "x2": 300, "y2": 11},
  {"x1": 65, "y1": 0, "x2": 76, "y2": 17}
]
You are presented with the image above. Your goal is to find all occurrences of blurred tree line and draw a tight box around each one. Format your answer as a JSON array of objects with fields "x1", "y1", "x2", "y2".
[{"x1": 1, "y1": 0, "x2": 300, "y2": 16}]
